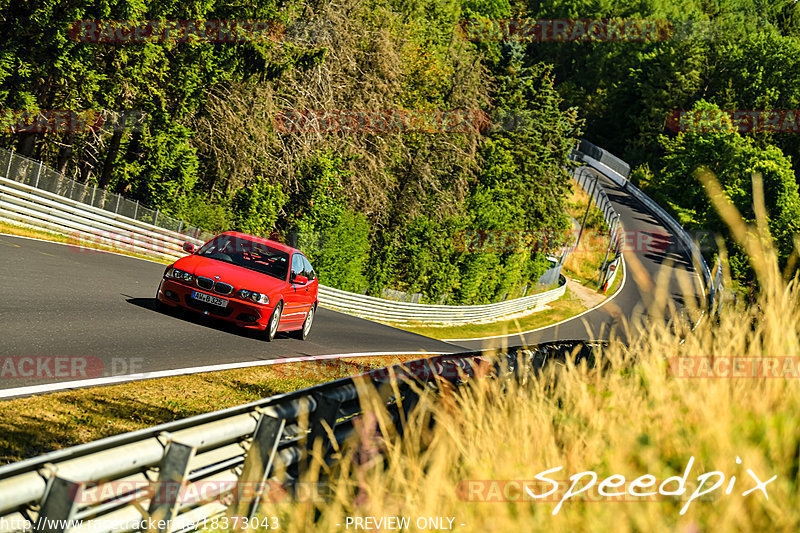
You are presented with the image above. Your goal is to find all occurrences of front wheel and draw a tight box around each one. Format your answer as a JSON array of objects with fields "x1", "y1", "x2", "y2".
[
  {"x1": 295, "y1": 304, "x2": 316, "y2": 340},
  {"x1": 265, "y1": 302, "x2": 283, "y2": 342}
]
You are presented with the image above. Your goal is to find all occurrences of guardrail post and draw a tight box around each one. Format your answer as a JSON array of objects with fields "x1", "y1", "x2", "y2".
[
  {"x1": 37, "y1": 474, "x2": 82, "y2": 533},
  {"x1": 599, "y1": 214, "x2": 620, "y2": 285},
  {"x1": 147, "y1": 438, "x2": 196, "y2": 532},
  {"x1": 230, "y1": 412, "x2": 285, "y2": 520},
  {"x1": 34, "y1": 161, "x2": 42, "y2": 188},
  {"x1": 90, "y1": 185, "x2": 96, "y2": 206},
  {"x1": 114, "y1": 195, "x2": 121, "y2": 213},
  {"x1": 5, "y1": 148, "x2": 12, "y2": 179},
  {"x1": 306, "y1": 392, "x2": 341, "y2": 460},
  {"x1": 153, "y1": 208, "x2": 159, "y2": 226},
  {"x1": 133, "y1": 200, "x2": 138, "y2": 220}
]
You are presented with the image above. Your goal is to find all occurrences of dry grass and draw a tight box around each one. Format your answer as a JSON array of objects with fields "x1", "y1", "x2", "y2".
[
  {"x1": 0, "y1": 355, "x2": 421, "y2": 465},
  {"x1": 564, "y1": 184, "x2": 612, "y2": 287},
  {"x1": 258, "y1": 176, "x2": 800, "y2": 532}
]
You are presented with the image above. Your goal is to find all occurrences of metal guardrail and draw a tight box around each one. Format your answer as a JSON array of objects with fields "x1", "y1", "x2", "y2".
[
  {"x1": 0, "y1": 148, "x2": 214, "y2": 244},
  {"x1": 0, "y1": 163, "x2": 569, "y2": 325},
  {"x1": 317, "y1": 276, "x2": 566, "y2": 324},
  {"x1": 573, "y1": 141, "x2": 723, "y2": 311},
  {"x1": 570, "y1": 165, "x2": 624, "y2": 289},
  {"x1": 0, "y1": 177, "x2": 203, "y2": 261},
  {"x1": 0, "y1": 342, "x2": 607, "y2": 533}
]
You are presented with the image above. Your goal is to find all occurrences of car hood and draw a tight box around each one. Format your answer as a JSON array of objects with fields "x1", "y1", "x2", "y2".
[{"x1": 173, "y1": 255, "x2": 286, "y2": 294}]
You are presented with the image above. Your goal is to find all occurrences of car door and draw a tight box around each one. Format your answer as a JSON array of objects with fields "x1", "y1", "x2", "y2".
[{"x1": 281, "y1": 253, "x2": 307, "y2": 327}]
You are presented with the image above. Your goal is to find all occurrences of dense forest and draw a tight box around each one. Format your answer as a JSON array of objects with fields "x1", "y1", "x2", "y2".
[{"x1": 2, "y1": 0, "x2": 799, "y2": 299}]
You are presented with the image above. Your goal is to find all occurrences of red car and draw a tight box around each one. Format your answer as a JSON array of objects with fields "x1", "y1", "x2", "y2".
[{"x1": 156, "y1": 231, "x2": 319, "y2": 341}]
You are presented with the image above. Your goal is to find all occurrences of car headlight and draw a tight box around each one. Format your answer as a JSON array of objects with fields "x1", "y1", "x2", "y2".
[
  {"x1": 167, "y1": 268, "x2": 193, "y2": 282},
  {"x1": 238, "y1": 289, "x2": 269, "y2": 304}
]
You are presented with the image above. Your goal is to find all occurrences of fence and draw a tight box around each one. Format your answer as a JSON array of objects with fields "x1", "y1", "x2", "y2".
[
  {"x1": 0, "y1": 342, "x2": 606, "y2": 533},
  {"x1": 569, "y1": 165, "x2": 624, "y2": 289},
  {"x1": 0, "y1": 147, "x2": 214, "y2": 244},
  {"x1": 0, "y1": 150, "x2": 568, "y2": 324},
  {"x1": 318, "y1": 276, "x2": 566, "y2": 324}
]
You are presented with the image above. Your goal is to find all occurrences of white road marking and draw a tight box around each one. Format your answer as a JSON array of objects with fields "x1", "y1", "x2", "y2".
[{"x1": 0, "y1": 351, "x2": 454, "y2": 399}]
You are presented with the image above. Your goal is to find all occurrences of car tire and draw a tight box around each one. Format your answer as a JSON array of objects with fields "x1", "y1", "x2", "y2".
[
  {"x1": 266, "y1": 301, "x2": 283, "y2": 342},
  {"x1": 295, "y1": 303, "x2": 316, "y2": 340}
]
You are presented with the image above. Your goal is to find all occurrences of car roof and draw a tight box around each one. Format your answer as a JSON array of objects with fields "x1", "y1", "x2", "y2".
[{"x1": 215, "y1": 231, "x2": 300, "y2": 255}]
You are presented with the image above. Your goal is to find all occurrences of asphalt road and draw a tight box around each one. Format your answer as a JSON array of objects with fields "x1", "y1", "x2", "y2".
[
  {"x1": 0, "y1": 167, "x2": 702, "y2": 396},
  {"x1": 0, "y1": 235, "x2": 461, "y2": 394},
  {"x1": 456, "y1": 170, "x2": 704, "y2": 351}
]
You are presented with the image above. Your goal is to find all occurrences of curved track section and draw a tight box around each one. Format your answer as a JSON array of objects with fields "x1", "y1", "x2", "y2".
[
  {"x1": 455, "y1": 170, "x2": 705, "y2": 351},
  {"x1": 0, "y1": 236, "x2": 460, "y2": 395}
]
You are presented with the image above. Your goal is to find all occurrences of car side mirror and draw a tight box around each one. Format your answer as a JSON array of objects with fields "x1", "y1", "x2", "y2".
[
  {"x1": 293, "y1": 274, "x2": 308, "y2": 285},
  {"x1": 182, "y1": 242, "x2": 196, "y2": 253}
]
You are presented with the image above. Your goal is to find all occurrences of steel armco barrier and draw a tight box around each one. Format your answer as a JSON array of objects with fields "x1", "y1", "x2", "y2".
[
  {"x1": 0, "y1": 155, "x2": 568, "y2": 325},
  {"x1": 0, "y1": 342, "x2": 606, "y2": 533},
  {"x1": 573, "y1": 140, "x2": 723, "y2": 312}
]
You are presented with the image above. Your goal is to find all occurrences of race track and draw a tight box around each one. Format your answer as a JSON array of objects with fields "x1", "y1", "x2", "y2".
[{"x1": 0, "y1": 166, "x2": 703, "y2": 397}]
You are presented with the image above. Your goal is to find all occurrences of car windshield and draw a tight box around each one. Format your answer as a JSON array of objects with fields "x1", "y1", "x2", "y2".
[{"x1": 196, "y1": 235, "x2": 290, "y2": 281}]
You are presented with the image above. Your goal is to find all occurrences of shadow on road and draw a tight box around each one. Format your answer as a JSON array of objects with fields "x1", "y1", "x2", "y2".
[{"x1": 123, "y1": 296, "x2": 295, "y2": 341}]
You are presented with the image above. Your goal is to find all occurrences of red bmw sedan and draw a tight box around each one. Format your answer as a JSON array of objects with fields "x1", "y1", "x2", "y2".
[{"x1": 155, "y1": 231, "x2": 319, "y2": 341}]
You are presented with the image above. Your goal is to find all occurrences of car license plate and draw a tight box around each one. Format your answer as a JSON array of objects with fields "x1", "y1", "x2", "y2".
[{"x1": 192, "y1": 291, "x2": 228, "y2": 308}]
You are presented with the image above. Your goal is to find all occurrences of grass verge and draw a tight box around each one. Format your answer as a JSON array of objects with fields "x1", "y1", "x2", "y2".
[
  {"x1": 265, "y1": 192, "x2": 800, "y2": 532},
  {"x1": 0, "y1": 354, "x2": 422, "y2": 465}
]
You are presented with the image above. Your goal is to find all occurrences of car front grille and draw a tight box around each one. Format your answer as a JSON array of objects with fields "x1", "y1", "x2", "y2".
[
  {"x1": 214, "y1": 282, "x2": 234, "y2": 295},
  {"x1": 196, "y1": 276, "x2": 214, "y2": 290},
  {"x1": 196, "y1": 276, "x2": 234, "y2": 295}
]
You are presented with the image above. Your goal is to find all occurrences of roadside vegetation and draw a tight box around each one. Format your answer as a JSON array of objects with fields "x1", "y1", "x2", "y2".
[
  {"x1": 4, "y1": 0, "x2": 798, "y2": 299},
  {"x1": 259, "y1": 181, "x2": 800, "y2": 533},
  {"x1": 0, "y1": 354, "x2": 421, "y2": 465},
  {"x1": 563, "y1": 183, "x2": 612, "y2": 288}
]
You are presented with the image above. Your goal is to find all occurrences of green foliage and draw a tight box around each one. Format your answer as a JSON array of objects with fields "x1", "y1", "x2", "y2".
[
  {"x1": 290, "y1": 151, "x2": 371, "y2": 292},
  {"x1": 231, "y1": 179, "x2": 287, "y2": 236},
  {"x1": 652, "y1": 101, "x2": 800, "y2": 281},
  {"x1": 1, "y1": 0, "x2": 584, "y2": 303}
]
